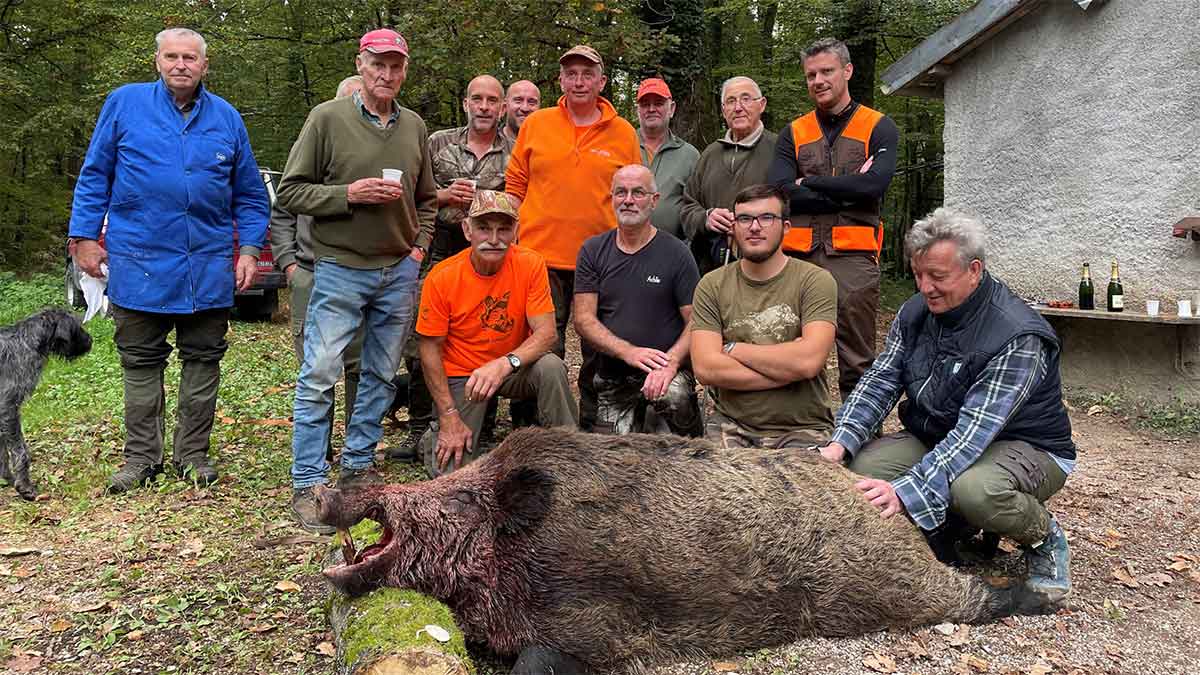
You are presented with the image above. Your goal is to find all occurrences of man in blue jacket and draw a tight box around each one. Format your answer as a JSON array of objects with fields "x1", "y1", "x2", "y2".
[{"x1": 69, "y1": 27, "x2": 269, "y2": 493}]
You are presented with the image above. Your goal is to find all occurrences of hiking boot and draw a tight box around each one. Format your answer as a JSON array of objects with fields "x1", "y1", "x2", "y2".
[
  {"x1": 175, "y1": 458, "x2": 219, "y2": 487},
  {"x1": 386, "y1": 426, "x2": 426, "y2": 464},
  {"x1": 337, "y1": 464, "x2": 383, "y2": 491},
  {"x1": 108, "y1": 463, "x2": 163, "y2": 495},
  {"x1": 291, "y1": 486, "x2": 335, "y2": 535},
  {"x1": 1025, "y1": 518, "x2": 1071, "y2": 603}
]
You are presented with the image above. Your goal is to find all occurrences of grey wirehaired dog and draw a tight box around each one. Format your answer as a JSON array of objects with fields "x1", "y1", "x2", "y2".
[{"x1": 1, "y1": 308, "x2": 93, "y2": 500}]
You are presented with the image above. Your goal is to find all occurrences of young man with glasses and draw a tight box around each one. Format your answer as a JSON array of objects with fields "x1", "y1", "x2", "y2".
[
  {"x1": 574, "y1": 165, "x2": 702, "y2": 436},
  {"x1": 679, "y1": 76, "x2": 778, "y2": 275},
  {"x1": 690, "y1": 184, "x2": 838, "y2": 449}
]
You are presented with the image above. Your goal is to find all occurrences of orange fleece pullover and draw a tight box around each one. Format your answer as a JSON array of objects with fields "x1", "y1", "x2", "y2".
[{"x1": 505, "y1": 95, "x2": 640, "y2": 271}]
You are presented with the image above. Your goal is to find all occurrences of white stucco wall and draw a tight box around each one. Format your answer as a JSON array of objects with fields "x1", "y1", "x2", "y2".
[{"x1": 943, "y1": 0, "x2": 1200, "y2": 307}]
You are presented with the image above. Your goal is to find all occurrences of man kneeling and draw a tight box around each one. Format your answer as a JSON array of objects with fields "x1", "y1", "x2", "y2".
[
  {"x1": 819, "y1": 208, "x2": 1076, "y2": 602},
  {"x1": 417, "y1": 191, "x2": 578, "y2": 476}
]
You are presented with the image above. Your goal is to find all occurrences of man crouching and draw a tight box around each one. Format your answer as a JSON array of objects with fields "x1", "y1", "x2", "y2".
[
  {"x1": 417, "y1": 190, "x2": 578, "y2": 477},
  {"x1": 820, "y1": 208, "x2": 1076, "y2": 603}
]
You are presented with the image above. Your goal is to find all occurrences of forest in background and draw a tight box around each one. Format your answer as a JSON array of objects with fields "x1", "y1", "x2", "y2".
[{"x1": 0, "y1": 0, "x2": 971, "y2": 275}]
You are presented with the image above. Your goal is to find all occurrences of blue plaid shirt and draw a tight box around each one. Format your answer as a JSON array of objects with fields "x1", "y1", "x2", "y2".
[{"x1": 831, "y1": 319, "x2": 1048, "y2": 531}]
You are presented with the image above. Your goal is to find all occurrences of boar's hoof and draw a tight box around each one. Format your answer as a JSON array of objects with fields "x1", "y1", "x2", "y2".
[{"x1": 511, "y1": 645, "x2": 590, "y2": 675}]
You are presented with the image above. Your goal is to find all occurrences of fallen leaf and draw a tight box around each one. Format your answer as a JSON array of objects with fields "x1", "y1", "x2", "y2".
[
  {"x1": 863, "y1": 652, "x2": 897, "y2": 673},
  {"x1": 1086, "y1": 404, "x2": 1104, "y2": 416},
  {"x1": 126, "y1": 630, "x2": 145, "y2": 641},
  {"x1": 1104, "y1": 528, "x2": 1128, "y2": 539},
  {"x1": 1028, "y1": 660, "x2": 1054, "y2": 675},
  {"x1": 315, "y1": 641, "x2": 337, "y2": 657},
  {"x1": 933, "y1": 622, "x2": 957, "y2": 635},
  {"x1": 274, "y1": 580, "x2": 301, "y2": 593},
  {"x1": 949, "y1": 624, "x2": 971, "y2": 646},
  {"x1": 961, "y1": 653, "x2": 990, "y2": 672},
  {"x1": 249, "y1": 417, "x2": 293, "y2": 427},
  {"x1": 73, "y1": 600, "x2": 108, "y2": 613},
  {"x1": 5, "y1": 655, "x2": 42, "y2": 673},
  {"x1": 1140, "y1": 572, "x2": 1173, "y2": 587},
  {"x1": 1167, "y1": 558, "x2": 1192, "y2": 572},
  {"x1": 247, "y1": 623, "x2": 275, "y2": 634},
  {"x1": 11, "y1": 566, "x2": 35, "y2": 579},
  {"x1": 712, "y1": 662, "x2": 739, "y2": 672},
  {"x1": 179, "y1": 538, "x2": 205, "y2": 558},
  {"x1": 904, "y1": 639, "x2": 930, "y2": 658},
  {"x1": 1111, "y1": 564, "x2": 1139, "y2": 588},
  {"x1": 220, "y1": 416, "x2": 235, "y2": 424},
  {"x1": 420, "y1": 623, "x2": 450, "y2": 642},
  {"x1": 48, "y1": 618, "x2": 72, "y2": 633},
  {"x1": 1103, "y1": 644, "x2": 1123, "y2": 660},
  {"x1": 0, "y1": 546, "x2": 40, "y2": 557}
]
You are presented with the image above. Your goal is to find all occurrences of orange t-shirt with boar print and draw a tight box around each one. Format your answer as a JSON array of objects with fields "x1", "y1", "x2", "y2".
[{"x1": 416, "y1": 245, "x2": 554, "y2": 377}]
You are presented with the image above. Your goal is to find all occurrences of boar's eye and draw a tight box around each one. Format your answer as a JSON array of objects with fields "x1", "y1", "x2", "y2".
[{"x1": 445, "y1": 490, "x2": 482, "y2": 517}]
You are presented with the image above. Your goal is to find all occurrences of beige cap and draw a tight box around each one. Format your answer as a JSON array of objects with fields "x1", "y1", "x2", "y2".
[{"x1": 559, "y1": 45, "x2": 603, "y2": 69}]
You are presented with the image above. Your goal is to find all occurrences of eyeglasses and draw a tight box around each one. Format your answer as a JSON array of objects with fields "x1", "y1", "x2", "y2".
[
  {"x1": 612, "y1": 188, "x2": 654, "y2": 200},
  {"x1": 734, "y1": 213, "x2": 782, "y2": 227},
  {"x1": 722, "y1": 94, "x2": 763, "y2": 109},
  {"x1": 561, "y1": 70, "x2": 601, "y2": 83}
]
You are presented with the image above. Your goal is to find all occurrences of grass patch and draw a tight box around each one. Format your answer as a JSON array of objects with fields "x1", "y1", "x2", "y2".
[
  {"x1": 0, "y1": 273, "x2": 482, "y2": 673},
  {"x1": 1068, "y1": 388, "x2": 1200, "y2": 437}
]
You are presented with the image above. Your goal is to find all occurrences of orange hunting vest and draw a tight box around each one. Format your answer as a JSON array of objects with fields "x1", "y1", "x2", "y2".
[{"x1": 783, "y1": 105, "x2": 885, "y2": 257}]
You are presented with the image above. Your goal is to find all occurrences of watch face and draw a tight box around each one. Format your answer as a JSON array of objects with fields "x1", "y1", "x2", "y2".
[{"x1": 507, "y1": 354, "x2": 521, "y2": 369}]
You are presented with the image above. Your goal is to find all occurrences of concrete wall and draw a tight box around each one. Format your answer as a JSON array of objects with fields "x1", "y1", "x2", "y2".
[{"x1": 943, "y1": 0, "x2": 1200, "y2": 308}]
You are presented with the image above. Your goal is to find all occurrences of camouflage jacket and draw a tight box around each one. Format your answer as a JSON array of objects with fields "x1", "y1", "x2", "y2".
[{"x1": 428, "y1": 125, "x2": 513, "y2": 229}]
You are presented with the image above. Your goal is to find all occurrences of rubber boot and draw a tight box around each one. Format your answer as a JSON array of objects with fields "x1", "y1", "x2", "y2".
[{"x1": 173, "y1": 359, "x2": 220, "y2": 486}]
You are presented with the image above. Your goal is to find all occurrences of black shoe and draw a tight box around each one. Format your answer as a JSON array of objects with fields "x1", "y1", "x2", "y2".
[
  {"x1": 175, "y1": 460, "x2": 219, "y2": 487},
  {"x1": 386, "y1": 426, "x2": 426, "y2": 463},
  {"x1": 108, "y1": 463, "x2": 163, "y2": 494},
  {"x1": 291, "y1": 486, "x2": 335, "y2": 535},
  {"x1": 337, "y1": 464, "x2": 383, "y2": 490}
]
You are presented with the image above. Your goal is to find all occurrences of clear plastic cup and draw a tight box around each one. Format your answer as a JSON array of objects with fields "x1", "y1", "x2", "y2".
[{"x1": 381, "y1": 168, "x2": 403, "y2": 182}]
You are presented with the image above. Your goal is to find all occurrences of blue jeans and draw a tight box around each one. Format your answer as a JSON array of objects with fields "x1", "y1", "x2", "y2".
[{"x1": 291, "y1": 257, "x2": 418, "y2": 487}]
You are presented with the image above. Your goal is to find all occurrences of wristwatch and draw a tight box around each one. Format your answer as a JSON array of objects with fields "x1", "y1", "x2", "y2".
[{"x1": 505, "y1": 353, "x2": 522, "y2": 371}]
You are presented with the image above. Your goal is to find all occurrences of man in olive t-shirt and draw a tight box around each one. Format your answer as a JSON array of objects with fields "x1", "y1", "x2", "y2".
[{"x1": 691, "y1": 184, "x2": 837, "y2": 449}]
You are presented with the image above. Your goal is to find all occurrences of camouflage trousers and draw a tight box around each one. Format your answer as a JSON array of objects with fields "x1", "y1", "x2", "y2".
[
  {"x1": 703, "y1": 409, "x2": 829, "y2": 450},
  {"x1": 593, "y1": 369, "x2": 702, "y2": 437}
]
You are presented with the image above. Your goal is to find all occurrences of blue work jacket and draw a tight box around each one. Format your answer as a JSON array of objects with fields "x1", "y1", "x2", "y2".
[{"x1": 69, "y1": 79, "x2": 269, "y2": 313}]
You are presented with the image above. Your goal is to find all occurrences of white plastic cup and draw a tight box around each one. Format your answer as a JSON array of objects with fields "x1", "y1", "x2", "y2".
[
  {"x1": 1178, "y1": 299, "x2": 1193, "y2": 318},
  {"x1": 381, "y1": 168, "x2": 404, "y2": 182},
  {"x1": 1146, "y1": 300, "x2": 1160, "y2": 317}
]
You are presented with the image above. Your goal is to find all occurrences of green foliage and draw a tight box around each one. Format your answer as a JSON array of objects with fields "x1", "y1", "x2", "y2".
[{"x1": 0, "y1": 0, "x2": 971, "y2": 272}]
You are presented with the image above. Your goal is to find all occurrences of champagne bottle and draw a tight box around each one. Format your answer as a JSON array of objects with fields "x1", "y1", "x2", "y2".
[
  {"x1": 1107, "y1": 260, "x2": 1124, "y2": 312},
  {"x1": 1078, "y1": 263, "x2": 1094, "y2": 310}
]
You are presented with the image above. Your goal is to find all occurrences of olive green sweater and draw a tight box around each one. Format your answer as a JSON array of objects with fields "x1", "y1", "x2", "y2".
[{"x1": 277, "y1": 96, "x2": 436, "y2": 269}]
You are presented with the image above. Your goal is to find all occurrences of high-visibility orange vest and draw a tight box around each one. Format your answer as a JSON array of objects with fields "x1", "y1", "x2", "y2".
[{"x1": 782, "y1": 105, "x2": 885, "y2": 257}]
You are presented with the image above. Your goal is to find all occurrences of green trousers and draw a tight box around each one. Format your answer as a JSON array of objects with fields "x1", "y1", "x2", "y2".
[{"x1": 849, "y1": 431, "x2": 1068, "y2": 546}]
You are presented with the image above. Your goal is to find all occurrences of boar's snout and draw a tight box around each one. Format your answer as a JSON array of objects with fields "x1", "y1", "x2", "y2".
[{"x1": 312, "y1": 484, "x2": 365, "y2": 529}]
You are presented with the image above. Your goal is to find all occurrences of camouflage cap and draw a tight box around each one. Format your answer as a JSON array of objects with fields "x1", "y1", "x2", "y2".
[{"x1": 467, "y1": 190, "x2": 519, "y2": 222}]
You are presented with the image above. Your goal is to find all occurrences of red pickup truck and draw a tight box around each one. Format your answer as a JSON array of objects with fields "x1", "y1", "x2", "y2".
[{"x1": 65, "y1": 168, "x2": 287, "y2": 320}]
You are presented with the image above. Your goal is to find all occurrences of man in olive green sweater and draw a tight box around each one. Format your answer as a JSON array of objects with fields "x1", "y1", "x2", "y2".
[
  {"x1": 679, "y1": 76, "x2": 777, "y2": 276},
  {"x1": 277, "y1": 28, "x2": 436, "y2": 533}
]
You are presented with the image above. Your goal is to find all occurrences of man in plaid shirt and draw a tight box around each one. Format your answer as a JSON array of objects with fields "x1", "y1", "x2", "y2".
[{"x1": 819, "y1": 208, "x2": 1076, "y2": 604}]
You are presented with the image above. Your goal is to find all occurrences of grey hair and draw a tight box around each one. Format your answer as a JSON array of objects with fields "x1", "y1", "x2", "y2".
[
  {"x1": 905, "y1": 207, "x2": 987, "y2": 268},
  {"x1": 335, "y1": 75, "x2": 363, "y2": 99},
  {"x1": 719, "y1": 76, "x2": 762, "y2": 102},
  {"x1": 155, "y1": 28, "x2": 207, "y2": 58},
  {"x1": 803, "y1": 37, "x2": 851, "y2": 66}
]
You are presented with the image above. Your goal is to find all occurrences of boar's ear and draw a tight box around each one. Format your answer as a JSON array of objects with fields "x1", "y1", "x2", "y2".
[{"x1": 495, "y1": 467, "x2": 555, "y2": 536}]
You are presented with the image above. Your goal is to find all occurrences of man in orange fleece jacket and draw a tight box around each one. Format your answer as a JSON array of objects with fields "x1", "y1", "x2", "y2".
[{"x1": 505, "y1": 44, "x2": 640, "y2": 429}]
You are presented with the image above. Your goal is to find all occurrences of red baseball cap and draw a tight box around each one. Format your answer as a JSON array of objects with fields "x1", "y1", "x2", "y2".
[
  {"x1": 359, "y1": 29, "x2": 409, "y2": 56},
  {"x1": 637, "y1": 78, "x2": 672, "y2": 101}
]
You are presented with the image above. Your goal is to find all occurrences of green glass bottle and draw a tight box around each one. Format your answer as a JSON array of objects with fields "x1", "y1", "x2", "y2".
[
  {"x1": 1106, "y1": 260, "x2": 1124, "y2": 312},
  {"x1": 1078, "y1": 263, "x2": 1094, "y2": 310}
]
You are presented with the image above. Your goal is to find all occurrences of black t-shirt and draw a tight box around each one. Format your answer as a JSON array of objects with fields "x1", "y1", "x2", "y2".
[{"x1": 575, "y1": 229, "x2": 700, "y2": 377}]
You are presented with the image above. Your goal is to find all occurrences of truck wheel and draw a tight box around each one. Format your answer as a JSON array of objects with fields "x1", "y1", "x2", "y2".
[{"x1": 233, "y1": 289, "x2": 279, "y2": 321}]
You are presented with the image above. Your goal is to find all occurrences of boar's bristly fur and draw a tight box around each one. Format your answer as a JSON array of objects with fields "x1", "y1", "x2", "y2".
[{"x1": 319, "y1": 428, "x2": 1052, "y2": 673}]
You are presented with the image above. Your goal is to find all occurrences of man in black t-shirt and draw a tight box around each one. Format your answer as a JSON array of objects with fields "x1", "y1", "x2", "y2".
[{"x1": 574, "y1": 165, "x2": 702, "y2": 436}]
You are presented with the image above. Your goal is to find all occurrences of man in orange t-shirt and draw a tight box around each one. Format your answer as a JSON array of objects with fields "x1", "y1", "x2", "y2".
[{"x1": 416, "y1": 190, "x2": 578, "y2": 476}]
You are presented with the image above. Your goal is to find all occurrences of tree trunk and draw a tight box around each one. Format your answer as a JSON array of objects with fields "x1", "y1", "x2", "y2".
[{"x1": 325, "y1": 550, "x2": 473, "y2": 675}]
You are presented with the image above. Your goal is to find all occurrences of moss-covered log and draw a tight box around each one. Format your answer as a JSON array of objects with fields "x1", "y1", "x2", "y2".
[{"x1": 324, "y1": 524, "x2": 473, "y2": 674}]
